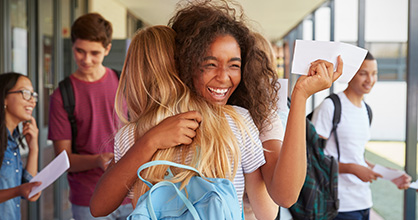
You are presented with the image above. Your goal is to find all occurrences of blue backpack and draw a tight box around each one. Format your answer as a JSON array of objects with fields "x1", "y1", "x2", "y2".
[{"x1": 127, "y1": 160, "x2": 242, "y2": 220}]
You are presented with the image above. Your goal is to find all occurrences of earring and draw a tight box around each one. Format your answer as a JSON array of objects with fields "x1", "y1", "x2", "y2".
[{"x1": 4, "y1": 105, "x2": 6, "y2": 109}]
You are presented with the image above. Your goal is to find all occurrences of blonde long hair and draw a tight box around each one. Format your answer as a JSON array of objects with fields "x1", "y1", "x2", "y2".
[{"x1": 115, "y1": 25, "x2": 246, "y2": 200}]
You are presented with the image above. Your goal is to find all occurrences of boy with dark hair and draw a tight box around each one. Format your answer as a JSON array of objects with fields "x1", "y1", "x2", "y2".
[
  {"x1": 311, "y1": 52, "x2": 411, "y2": 220},
  {"x1": 48, "y1": 13, "x2": 131, "y2": 220}
]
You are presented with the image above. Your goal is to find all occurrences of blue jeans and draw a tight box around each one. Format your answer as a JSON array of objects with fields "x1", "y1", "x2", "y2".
[
  {"x1": 71, "y1": 204, "x2": 133, "y2": 220},
  {"x1": 334, "y1": 208, "x2": 370, "y2": 220}
]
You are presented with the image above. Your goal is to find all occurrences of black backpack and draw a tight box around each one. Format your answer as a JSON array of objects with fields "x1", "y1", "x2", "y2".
[
  {"x1": 58, "y1": 69, "x2": 121, "y2": 154},
  {"x1": 289, "y1": 94, "x2": 373, "y2": 220}
]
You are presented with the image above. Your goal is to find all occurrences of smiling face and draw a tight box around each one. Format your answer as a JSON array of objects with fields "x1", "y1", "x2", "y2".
[
  {"x1": 72, "y1": 39, "x2": 111, "y2": 75},
  {"x1": 193, "y1": 35, "x2": 241, "y2": 106},
  {"x1": 348, "y1": 59, "x2": 378, "y2": 95},
  {"x1": 5, "y1": 76, "x2": 36, "y2": 127}
]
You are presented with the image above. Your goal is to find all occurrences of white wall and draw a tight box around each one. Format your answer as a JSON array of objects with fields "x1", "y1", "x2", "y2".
[
  {"x1": 307, "y1": 82, "x2": 407, "y2": 141},
  {"x1": 334, "y1": 0, "x2": 408, "y2": 42},
  {"x1": 315, "y1": 7, "x2": 331, "y2": 41},
  {"x1": 365, "y1": 0, "x2": 408, "y2": 42},
  {"x1": 89, "y1": 0, "x2": 127, "y2": 39},
  {"x1": 335, "y1": 0, "x2": 357, "y2": 42},
  {"x1": 366, "y1": 82, "x2": 406, "y2": 141}
]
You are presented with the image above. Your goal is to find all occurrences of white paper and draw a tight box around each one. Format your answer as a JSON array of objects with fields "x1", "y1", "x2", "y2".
[
  {"x1": 372, "y1": 164, "x2": 405, "y2": 181},
  {"x1": 409, "y1": 181, "x2": 418, "y2": 189},
  {"x1": 277, "y1": 79, "x2": 288, "y2": 112},
  {"x1": 29, "y1": 151, "x2": 70, "y2": 198},
  {"x1": 291, "y1": 40, "x2": 368, "y2": 83}
]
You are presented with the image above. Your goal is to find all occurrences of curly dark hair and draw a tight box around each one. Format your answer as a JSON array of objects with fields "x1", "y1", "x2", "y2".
[{"x1": 169, "y1": 0, "x2": 279, "y2": 131}]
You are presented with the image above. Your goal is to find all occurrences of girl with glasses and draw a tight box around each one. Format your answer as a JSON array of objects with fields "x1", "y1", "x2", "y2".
[
  {"x1": 0, "y1": 72, "x2": 41, "y2": 220},
  {"x1": 6, "y1": 90, "x2": 38, "y2": 102}
]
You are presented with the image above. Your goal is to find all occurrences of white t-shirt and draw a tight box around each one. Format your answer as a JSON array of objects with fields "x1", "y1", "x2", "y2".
[
  {"x1": 114, "y1": 105, "x2": 265, "y2": 209},
  {"x1": 259, "y1": 111, "x2": 285, "y2": 142},
  {"x1": 311, "y1": 92, "x2": 372, "y2": 212}
]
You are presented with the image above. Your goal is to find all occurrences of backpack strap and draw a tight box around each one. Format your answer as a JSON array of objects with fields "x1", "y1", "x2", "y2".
[
  {"x1": 111, "y1": 68, "x2": 121, "y2": 79},
  {"x1": 137, "y1": 160, "x2": 202, "y2": 188},
  {"x1": 58, "y1": 69, "x2": 121, "y2": 154},
  {"x1": 301, "y1": 94, "x2": 341, "y2": 159},
  {"x1": 137, "y1": 160, "x2": 236, "y2": 220},
  {"x1": 327, "y1": 94, "x2": 342, "y2": 161},
  {"x1": 365, "y1": 102, "x2": 373, "y2": 125},
  {"x1": 148, "y1": 181, "x2": 201, "y2": 220},
  {"x1": 59, "y1": 77, "x2": 78, "y2": 154},
  {"x1": 327, "y1": 94, "x2": 373, "y2": 161}
]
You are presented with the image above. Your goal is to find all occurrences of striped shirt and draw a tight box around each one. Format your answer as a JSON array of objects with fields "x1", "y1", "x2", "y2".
[{"x1": 114, "y1": 105, "x2": 265, "y2": 208}]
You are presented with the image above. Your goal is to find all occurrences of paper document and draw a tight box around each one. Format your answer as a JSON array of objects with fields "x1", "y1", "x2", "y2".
[
  {"x1": 29, "y1": 150, "x2": 70, "y2": 198},
  {"x1": 409, "y1": 181, "x2": 418, "y2": 189},
  {"x1": 291, "y1": 40, "x2": 368, "y2": 83},
  {"x1": 277, "y1": 79, "x2": 288, "y2": 112},
  {"x1": 372, "y1": 164, "x2": 404, "y2": 181}
]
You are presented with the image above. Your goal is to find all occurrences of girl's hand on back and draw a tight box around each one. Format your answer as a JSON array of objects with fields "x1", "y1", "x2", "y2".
[
  {"x1": 294, "y1": 56, "x2": 343, "y2": 99},
  {"x1": 142, "y1": 111, "x2": 203, "y2": 151},
  {"x1": 97, "y1": 152, "x2": 114, "y2": 171}
]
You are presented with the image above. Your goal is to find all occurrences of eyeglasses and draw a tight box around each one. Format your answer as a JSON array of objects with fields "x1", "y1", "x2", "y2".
[{"x1": 7, "y1": 90, "x2": 38, "y2": 102}]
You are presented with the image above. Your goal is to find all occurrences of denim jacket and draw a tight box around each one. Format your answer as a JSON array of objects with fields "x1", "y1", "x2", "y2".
[{"x1": 0, "y1": 128, "x2": 33, "y2": 220}]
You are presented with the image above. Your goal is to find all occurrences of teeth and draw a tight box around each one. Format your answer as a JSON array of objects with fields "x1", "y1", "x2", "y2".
[
  {"x1": 208, "y1": 87, "x2": 228, "y2": 94},
  {"x1": 26, "y1": 107, "x2": 33, "y2": 111}
]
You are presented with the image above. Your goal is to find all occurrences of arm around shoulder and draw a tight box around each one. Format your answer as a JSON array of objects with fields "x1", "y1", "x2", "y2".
[
  {"x1": 90, "y1": 130, "x2": 157, "y2": 217},
  {"x1": 91, "y1": 111, "x2": 202, "y2": 216}
]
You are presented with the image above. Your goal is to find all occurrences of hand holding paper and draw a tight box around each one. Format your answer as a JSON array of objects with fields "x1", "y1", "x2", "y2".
[
  {"x1": 29, "y1": 150, "x2": 70, "y2": 198},
  {"x1": 409, "y1": 181, "x2": 418, "y2": 190},
  {"x1": 291, "y1": 40, "x2": 368, "y2": 83},
  {"x1": 391, "y1": 174, "x2": 411, "y2": 190},
  {"x1": 277, "y1": 79, "x2": 288, "y2": 112},
  {"x1": 291, "y1": 55, "x2": 343, "y2": 98},
  {"x1": 372, "y1": 164, "x2": 405, "y2": 181},
  {"x1": 20, "y1": 181, "x2": 42, "y2": 201}
]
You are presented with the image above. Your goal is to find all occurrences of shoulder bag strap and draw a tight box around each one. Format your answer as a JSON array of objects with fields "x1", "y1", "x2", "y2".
[
  {"x1": 147, "y1": 181, "x2": 201, "y2": 220},
  {"x1": 111, "y1": 68, "x2": 121, "y2": 79},
  {"x1": 327, "y1": 94, "x2": 342, "y2": 161},
  {"x1": 365, "y1": 102, "x2": 373, "y2": 125},
  {"x1": 59, "y1": 77, "x2": 78, "y2": 154},
  {"x1": 137, "y1": 160, "x2": 201, "y2": 188}
]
